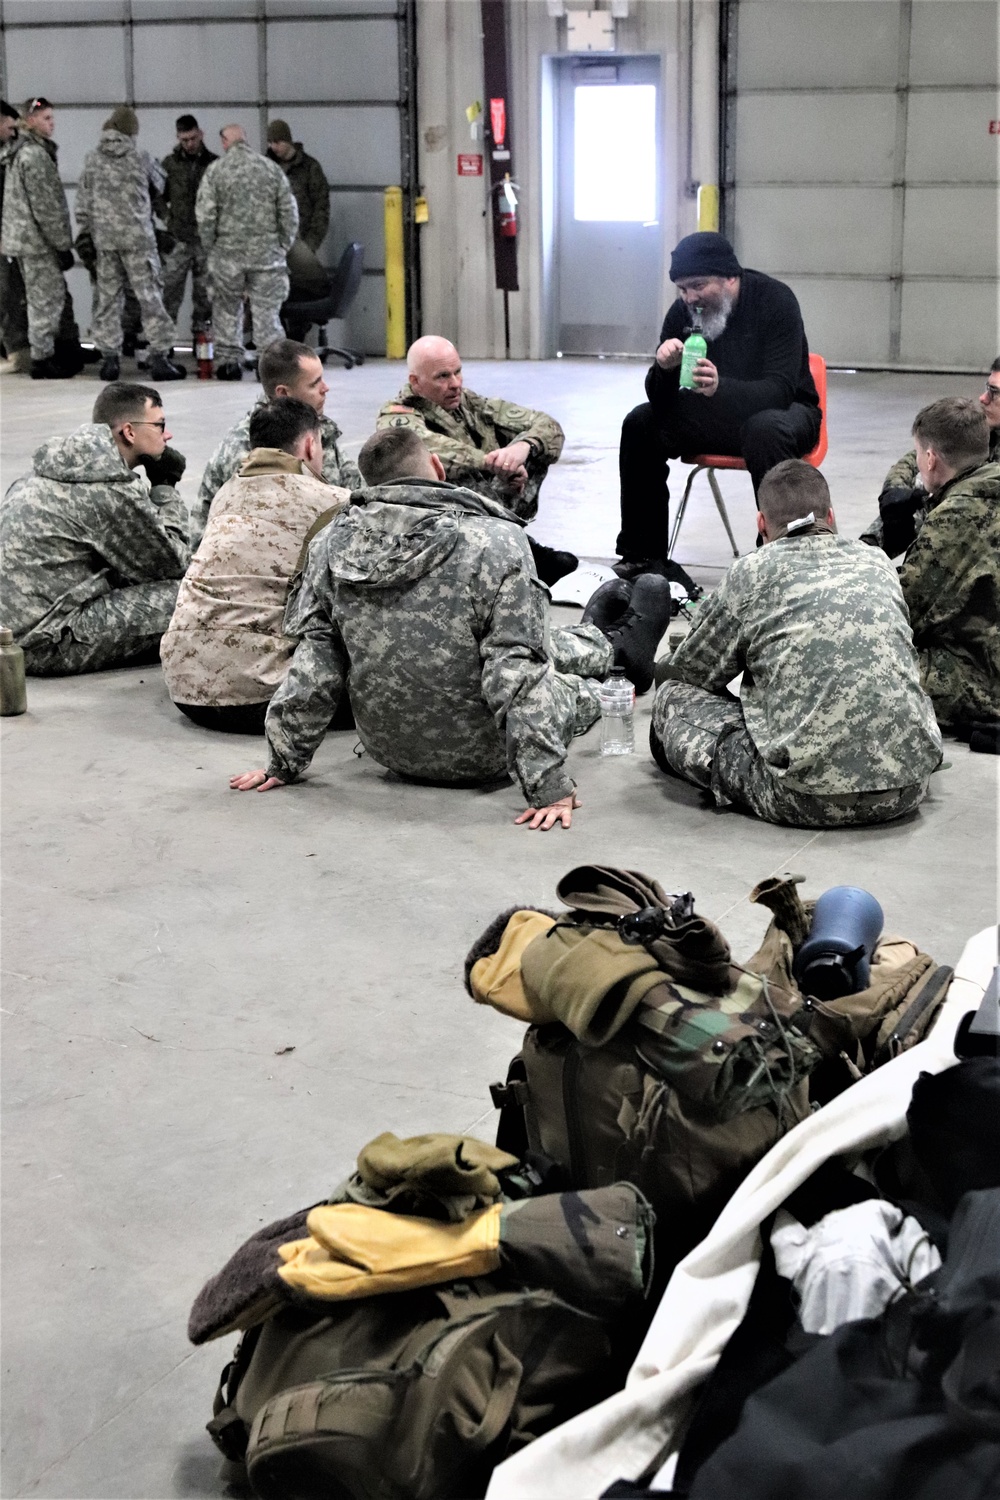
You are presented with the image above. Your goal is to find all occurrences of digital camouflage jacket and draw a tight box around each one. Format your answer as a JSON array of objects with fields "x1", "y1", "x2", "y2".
[
  {"x1": 195, "y1": 141, "x2": 298, "y2": 270},
  {"x1": 375, "y1": 384, "x2": 565, "y2": 520},
  {"x1": 897, "y1": 459, "x2": 1000, "y2": 725},
  {"x1": 76, "y1": 129, "x2": 165, "y2": 252},
  {"x1": 661, "y1": 526, "x2": 942, "y2": 795},
  {"x1": 264, "y1": 478, "x2": 579, "y2": 805},
  {"x1": 0, "y1": 423, "x2": 190, "y2": 649},
  {"x1": 194, "y1": 400, "x2": 362, "y2": 537},
  {"x1": 0, "y1": 128, "x2": 72, "y2": 257}
]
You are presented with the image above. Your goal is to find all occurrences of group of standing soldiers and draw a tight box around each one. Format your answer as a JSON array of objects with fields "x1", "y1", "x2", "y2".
[{"x1": 0, "y1": 95, "x2": 332, "y2": 383}]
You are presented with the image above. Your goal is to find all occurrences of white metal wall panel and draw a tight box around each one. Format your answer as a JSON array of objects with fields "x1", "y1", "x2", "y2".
[
  {"x1": 724, "y1": 0, "x2": 999, "y2": 369},
  {"x1": 5, "y1": 24, "x2": 127, "y2": 103},
  {"x1": 267, "y1": 19, "x2": 399, "y2": 100},
  {"x1": 0, "y1": 0, "x2": 414, "y2": 355},
  {"x1": 132, "y1": 23, "x2": 259, "y2": 103}
]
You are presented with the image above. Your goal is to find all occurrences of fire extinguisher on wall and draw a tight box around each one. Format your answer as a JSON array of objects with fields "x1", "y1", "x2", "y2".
[{"x1": 495, "y1": 174, "x2": 519, "y2": 238}]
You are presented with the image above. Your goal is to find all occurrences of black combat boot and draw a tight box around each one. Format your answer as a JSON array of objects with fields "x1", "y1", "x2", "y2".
[
  {"x1": 99, "y1": 355, "x2": 120, "y2": 382},
  {"x1": 581, "y1": 578, "x2": 633, "y2": 633},
  {"x1": 148, "y1": 352, "x2": 187, "y2": 381},
  {"x1": 527, "y1": 538, "x2": 578, "y2": 587},
  {"x1": 603, "y1": 574, "x2": 674, "y2": 695},
  {"x1": 215, "y1": 361, "x2": 243, "y2": 382},
  {"x1": 30, "y1": 355, "x2": 76, "y2": 379}
]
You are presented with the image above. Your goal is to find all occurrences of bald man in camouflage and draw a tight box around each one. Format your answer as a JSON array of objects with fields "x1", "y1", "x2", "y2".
[{"x1": 376, "y1": 335, "x2": 576, "y2": 585}]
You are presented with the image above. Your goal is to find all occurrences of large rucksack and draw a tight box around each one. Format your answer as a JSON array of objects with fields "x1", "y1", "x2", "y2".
[{"x1": 209, "y1": 1279, "x2": 616, "y2": 1500}]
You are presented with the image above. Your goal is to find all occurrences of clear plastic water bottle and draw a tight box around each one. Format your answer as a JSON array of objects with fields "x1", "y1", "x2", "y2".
[{"x1": 599, "y1": 667, "x2": 635, "y2": 756}]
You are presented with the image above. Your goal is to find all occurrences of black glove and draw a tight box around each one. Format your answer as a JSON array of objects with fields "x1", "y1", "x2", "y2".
[
  {"x1": 57, "y1": 248, "x2": 75, "y2": 272},
  {"x1": 155, "y1": 227, "x2": 177, "y2": 258},
  {"x1": 878, "y1": 485, "x2": 923, "y2": 558},
  {"x1": 140, "y1": 445, "x2": 186, "y2": 488},
  {"x1": 74, "y1": 231, "x2": 97, "y2": 272}
]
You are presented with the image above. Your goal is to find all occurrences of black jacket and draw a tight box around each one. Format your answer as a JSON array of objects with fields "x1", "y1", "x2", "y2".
[
  {"x1": 646, "y1": 268, "x2": 819, "y2": 423},
  {"x1": 266, "y1": 144, "x2": 330, "y2": 252}
]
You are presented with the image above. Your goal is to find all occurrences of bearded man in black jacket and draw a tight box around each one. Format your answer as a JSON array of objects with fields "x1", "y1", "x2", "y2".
[{"x1": 615, "y1": 232, "x2": 822, "y2": 576}]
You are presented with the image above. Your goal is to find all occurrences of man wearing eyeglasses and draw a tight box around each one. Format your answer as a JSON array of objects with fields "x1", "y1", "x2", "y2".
[{"x1": 0, "y1": 382, "x2": 191, "y2": 674}]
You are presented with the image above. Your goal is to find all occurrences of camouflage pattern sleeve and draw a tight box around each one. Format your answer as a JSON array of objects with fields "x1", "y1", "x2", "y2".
[
  {"x1": 147, "y1": 483, "x2": 191, "y2": 555},
  {"x1": 194, "y1": 166, "x2": 219, "y2": 253},
  {"x1": 75, "y1": 157, "x2": 94, "y2": 240},
  {"x1": 23, "y1": 142, "x2": 72, "y2": 251},
  {"x1": 88, "y1": 480, "x2": 190, "y2": 583},
  {"x1": 659, "y1": 583, "x2": 744, "y2": 694},
  {"x1": 475, "y1": 537, "x2": 576, "y2": 806},
  {"x1": 899, "y1": 485, "x2": 990, "y2": 640},
  {"x1": 264, "y1": 563, "x2": 348, "y2": 782},
  {"x1": 476, "y1": 395, "x2": 565, "y2": 463},
  {"x1": 276, "y1": 171, "x2": 299, "y2": 253},
  {"x1": 375, "y1": 401, "x2": 489, "y2": 477},
  {"x1": 883, "y1": 450, "x2": 920, "y2": 492}
]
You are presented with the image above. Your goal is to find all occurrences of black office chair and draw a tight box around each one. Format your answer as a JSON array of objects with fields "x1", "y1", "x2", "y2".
[{"x1": 281, "y1": 241, "x2": 366, "y2": 369}]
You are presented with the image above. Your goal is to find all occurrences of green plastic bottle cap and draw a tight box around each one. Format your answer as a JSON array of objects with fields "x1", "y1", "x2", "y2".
[{"x1": 0, "y1": 629, "x2": 13, "y2": 644}]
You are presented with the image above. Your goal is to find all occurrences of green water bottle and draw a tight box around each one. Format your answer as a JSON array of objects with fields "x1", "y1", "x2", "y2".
[
  {"x1": 679, "y1": 330, "x2": 707, "y2": 390},
  {"x1": 0, "y1": 628, "x2": 27, "y2": 716}
]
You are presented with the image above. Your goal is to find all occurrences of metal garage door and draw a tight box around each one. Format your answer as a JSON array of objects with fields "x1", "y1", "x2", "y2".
[
  {"x1": 0, "y1": 0, "x2": 418, "y2": 354},
  {"x1": 720, "y1": 0, "x2": 999, "y2": 370}
]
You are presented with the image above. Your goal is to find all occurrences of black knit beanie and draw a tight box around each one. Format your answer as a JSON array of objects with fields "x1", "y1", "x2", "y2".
[{"x1": 670, "y1": 232, "x2": 741, "y2": 282}]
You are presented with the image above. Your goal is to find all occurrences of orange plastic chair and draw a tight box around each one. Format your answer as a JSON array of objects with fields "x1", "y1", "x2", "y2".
[{"x1": 669, "y1": 352, "x2": 829, "y2": 559}]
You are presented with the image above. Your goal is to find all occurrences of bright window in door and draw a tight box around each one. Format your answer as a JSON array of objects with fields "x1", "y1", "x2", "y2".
[{"x1": 573, "y1": 83, "x2": 657, "y2": 222}]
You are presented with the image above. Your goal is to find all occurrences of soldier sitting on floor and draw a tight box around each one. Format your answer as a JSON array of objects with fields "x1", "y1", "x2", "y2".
[
  {"x1": 0, "y1": 382, "x2": 190, "y2": 675},
  {"x1": 230, "y1": 427, "x2": 672, "y2": 829},
  {"x1": 649, "y1": 459, "x2": 943, "y2": 828},
  {"x1": 376, "y1": 334, "x2": 576, "y2": 587}
]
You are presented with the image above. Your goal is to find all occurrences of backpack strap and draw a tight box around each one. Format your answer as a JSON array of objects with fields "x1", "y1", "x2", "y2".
[{"x1": 206, "y1": 1324, "x2": 262, "y2": 1461}]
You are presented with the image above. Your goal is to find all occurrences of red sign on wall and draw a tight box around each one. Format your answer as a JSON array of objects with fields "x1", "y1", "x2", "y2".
[
  {"x1": 457, "y1": 153, "x2": 484, "y2": 176},
  {"x1": 990, "y1": 120, "x2": 1000, "y2": 134}
]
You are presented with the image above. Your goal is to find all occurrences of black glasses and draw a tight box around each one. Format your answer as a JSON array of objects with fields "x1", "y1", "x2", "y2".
[
  {"x1": 983, "y1": 382, "x2": 1000, "y2": 405},
  {"x1": 126, "y1": 419, "x2": 167, "y2": 432}
]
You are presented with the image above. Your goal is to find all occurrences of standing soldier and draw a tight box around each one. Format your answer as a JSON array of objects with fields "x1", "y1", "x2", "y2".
[
  {"x1": 1, "y1": 96, "x2": 89, "y2": 379},
  {"x1": 0, "y1": 101, "x2": 30, "y2": 372},
  {"x1": 75, "y1": 106, "x2": 185, "y2": 383},
  {"x1": 195, "y1": 124, "x2": 298, "y2": 382},
  {"x1": 265, "y1": 119, "x2": 330, "y2": 254},
  {"x1": 159, "y1": 114, "x2": 217, "y2": 342}
]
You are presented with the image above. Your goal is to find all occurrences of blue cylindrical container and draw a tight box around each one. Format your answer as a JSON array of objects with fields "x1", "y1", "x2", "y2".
[{"x1": 793, "y1": 886, "x2": 885, "y2": 1000}]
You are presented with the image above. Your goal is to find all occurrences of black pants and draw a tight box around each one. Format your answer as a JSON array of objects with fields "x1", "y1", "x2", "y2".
[{"x1": 617, "y1": 398, "x2": 821, "y2": 561}]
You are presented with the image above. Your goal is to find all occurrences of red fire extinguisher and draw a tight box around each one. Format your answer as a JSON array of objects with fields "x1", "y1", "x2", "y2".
[
  {"x1": 195, "y1": 326, "x2": 214, "y2": 381},
  {"x1": 496, "y1": 174, "x2": 519, "y2": 239}
]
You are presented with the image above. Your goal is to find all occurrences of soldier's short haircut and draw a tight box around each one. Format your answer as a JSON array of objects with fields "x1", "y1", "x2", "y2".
[
  {"x1": 248, "y1": 397, "x2": 320, "y2": 455},
  {"x1": 912, "y1": 397, "x2": 989, "y2": 472},
  {"x1": 991, "y1": 356, "x2": 1000, "y2": 374},
  {"x1": 258, "y1": 338, "x2": 316, "y2": 398},
  {"x1": 358, "y1": 427, "x2": 430, "y2": 486},
  {"x1": 758, "y1": 459, "x2": 831, "y2": 532},
  {"x1": 175, "y1": 113, "x2": 199, "y2": 133},
  {"x1": 92, "y1": 382, "x2": 162, "y2": 429}
]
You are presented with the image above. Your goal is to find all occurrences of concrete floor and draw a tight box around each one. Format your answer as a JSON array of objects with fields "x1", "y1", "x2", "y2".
[{"x1": 1, "y1": 358, "x2": 997, "y2": 1499}]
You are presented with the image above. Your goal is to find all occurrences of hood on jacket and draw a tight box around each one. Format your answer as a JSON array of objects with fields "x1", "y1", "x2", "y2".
[
  {"x1": 322, "y1": 479, "x2": 517, "y2": 590},
  {"x1": 96, "y1": 129, "x2": 135, "y2": 158},
  {"x1": 32, "y1": 423, "x2": 138, "y2": 485}
]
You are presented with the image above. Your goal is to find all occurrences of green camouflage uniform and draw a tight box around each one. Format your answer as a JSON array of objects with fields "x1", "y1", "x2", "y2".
[
  {"x1": 375, "y1": 383, "x2": 565, "y2": 521},
  {"x1": 265, "y1": 142, "x2": 330, "y2": 252},
  {"x1": 194, "y1": 398, "x2": 361, "y2": 537},
  {"x1": 860, "y1": 428, "x2": 1000, "y2": 554},
  {"x1": 159, "y1": 141, "x2": 217, "y2": 334},
  {"x1": 76, "y1": 130, "x2": 175, "y2": 357},
  {"x1": 651, "y1": 524, "x2": 943, "y2": 828},
  {"x1": 897, "y1": 459, "x2": 1000, "y2": 727},
  {"x1": 0, "y1": 423, "x2": 190, "y2": 675},
  {"x1": 263, "y1": 478, "x2": 612, "y2": 802},
  {"x1": 0, "y1": 127, "x2": 78, "y2": 360},
  {"x1": 195, "y1": 141, "x2": 299, "y2": 362}
]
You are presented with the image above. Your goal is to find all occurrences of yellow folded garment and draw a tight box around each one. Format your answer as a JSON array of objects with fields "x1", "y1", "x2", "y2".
[
  {"x1": 277, "y1": 1201, "x2": 503, "y2": 1301},
  {"x1": 469, "y1": 910, "x2": 558, "y2": 1021}
]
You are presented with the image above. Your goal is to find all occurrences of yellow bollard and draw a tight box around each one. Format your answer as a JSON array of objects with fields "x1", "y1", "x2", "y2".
[
  {"x1": 384, "y1": 186, "x2": 406, "y2": 360},
  {"x1": 697, "y1": 184, "x2": 719, "y2": 233}
]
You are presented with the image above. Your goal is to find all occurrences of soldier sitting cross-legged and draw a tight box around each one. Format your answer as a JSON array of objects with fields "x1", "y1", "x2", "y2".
[
  {"x1": 230, "y1": 427, "x2": 673, "y2": 829},
  {"x1": 649, "y1": 459, "x2": 943, "y2": 828}
]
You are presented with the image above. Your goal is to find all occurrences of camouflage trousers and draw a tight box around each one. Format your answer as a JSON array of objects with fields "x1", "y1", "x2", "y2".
[
  {"x1": 22, "y1": 580, "x2": 180, "y2": 677},
  {"x1": 550, "y1": 623, "x2": 613, "y2": 736},
  {"x1": 18, "y1": 251, "x2": 78, "y2": 359},
  {"x1": 650, "y1": 680, "x2": 928, "y2": 828},
  {"x1": 919, "y1": 645, "x2": 997, "y2": 729},
  {"x1": 0, "y1": 254, "x2": 28, "y2": 354},
  {"x1": 92, "y1": 246, "x2": 175, "y2": 357},
  {"x1": 209, "y1": 259, "x2": 288, "y2": 362},
  {"x1": 162, "y1": 240, "x2": 211, "y2": 333}
]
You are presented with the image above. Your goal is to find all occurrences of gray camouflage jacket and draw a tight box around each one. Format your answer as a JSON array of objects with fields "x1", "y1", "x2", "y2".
[
  {"x1": 76, "y1": 130, "x2": 166, "y2": 252},
  {"x1": 194, "y1": 400, "x2": 362, "y2": 537},
  {"x1": 0, "y1": 128, "x2": 72, "y2": 257},
  {"x1": 661, "y1": 526, "x2": 942, "y2": 794},
  {"x1": 195, "y1": 140, "x2": 298, "y2": 269},
  {"x1": 264, "y1": 478, "x2": 578, "y2": 805},
  {"x1": 0, "y1": 423, "x2": 190, "y2": 648}
]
